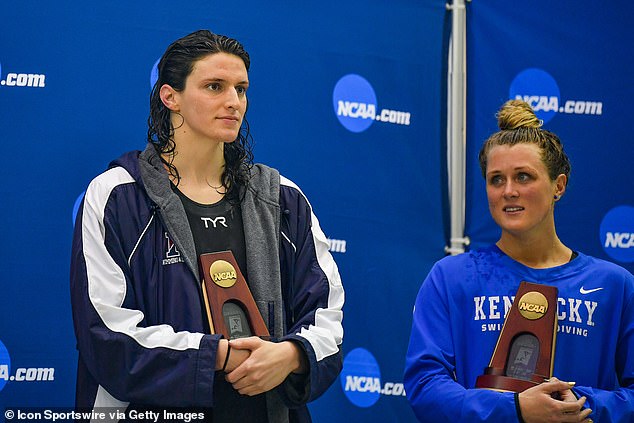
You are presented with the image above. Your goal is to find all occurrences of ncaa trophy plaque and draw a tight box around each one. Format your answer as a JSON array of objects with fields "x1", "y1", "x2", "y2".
[
  {"x1": 199, "y1": 251, "x2": 269, "y2": 340},
  {"x1": 475, "y1": 281, "x2": 558, "y2": 392}
]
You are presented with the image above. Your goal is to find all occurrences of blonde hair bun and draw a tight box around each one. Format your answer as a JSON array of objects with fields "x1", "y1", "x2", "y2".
[{"x1": 497, "y1": 99, "x2": 542, "y2": 130}]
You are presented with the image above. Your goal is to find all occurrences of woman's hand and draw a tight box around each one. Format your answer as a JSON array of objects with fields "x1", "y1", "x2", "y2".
[
  {"x1": 518, "y1": 378, "x2": 593, "y2": 423},
  {"x1": 224, "y1": 337, "x2": 307, "y2": 396}
]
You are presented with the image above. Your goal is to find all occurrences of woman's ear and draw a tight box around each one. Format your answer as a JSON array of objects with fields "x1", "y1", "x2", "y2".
[
  {"x1": 554, "y1": 174, "x2": 567, "y2": 198},
  {"x1": 159, "y1": 84, "x2": 180, "y2": 111}
]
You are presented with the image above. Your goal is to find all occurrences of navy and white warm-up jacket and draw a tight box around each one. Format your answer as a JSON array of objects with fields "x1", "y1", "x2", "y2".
[{"x1": 70, "y1": 144, "x2": 344, "y2": 422}]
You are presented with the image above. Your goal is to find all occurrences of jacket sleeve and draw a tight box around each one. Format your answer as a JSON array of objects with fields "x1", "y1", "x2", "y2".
[
  {"x1": 276, "y1": 179, "x2": 345, "y2": 406},
  {"x1": 403, "y1": 264, "x2": 519, "y2": 422},
  {"x1": 70, "y1": 168, "x2": 219, "y2": 407},
  {"x1": 572, "y1": 287, "x2": 634, "y2": 423}
]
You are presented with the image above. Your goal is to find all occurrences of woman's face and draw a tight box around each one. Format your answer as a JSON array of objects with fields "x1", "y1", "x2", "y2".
[
  {"x1": 169, "y1": 52, "x2": 249, "y2": 144},
  {"x1": 485, "y1": 143, "x2": 565, "y2": 238}
]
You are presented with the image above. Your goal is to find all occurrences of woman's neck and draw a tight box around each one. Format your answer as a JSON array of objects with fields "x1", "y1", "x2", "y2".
[
  {"x1": 165, "y1": 137, "x2": 227, "y2": 204},
  {"x1": 496, "y1": 232, "x2": 572, "y2": 269}
]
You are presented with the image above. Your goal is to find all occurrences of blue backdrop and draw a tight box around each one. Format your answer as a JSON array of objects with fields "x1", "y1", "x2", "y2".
[
  {"x1": 0, "y1": 1, "x2": 446, "y2": 422},
  {"x1": 1, "y1": 1, "x2": 632, "y2": 422},
  {"x1": 465, "y1": 1, "x2": 634, "y2": 276}
]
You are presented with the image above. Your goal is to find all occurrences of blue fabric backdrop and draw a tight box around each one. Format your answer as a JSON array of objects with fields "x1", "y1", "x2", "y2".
[
  {"x1": 2, "y1": 1, "x2": 631, "y2": 421},
  {"x1": 465, "y1": 1, "x2": 634, "y2": 277},
  {"x1": 0, "y1": 1, "x2": 446, "y2": 422}
]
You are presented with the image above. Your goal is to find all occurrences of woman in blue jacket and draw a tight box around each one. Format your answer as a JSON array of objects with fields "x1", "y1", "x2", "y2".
[
  {"x1": 70, "y1": 30, "x2": 344, "y2": 422},
  {"x1": 404, "y1": 100, "x2": 633, "y2": 422}
]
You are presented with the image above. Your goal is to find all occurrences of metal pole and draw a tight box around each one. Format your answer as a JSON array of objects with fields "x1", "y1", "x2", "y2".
[{"x1": 445, "y1": 0, "x2": 470, "y2": 255}]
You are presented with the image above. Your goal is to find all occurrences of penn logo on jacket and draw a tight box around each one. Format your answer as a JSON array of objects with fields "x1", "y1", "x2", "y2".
[{"x1": 162, "y1": 232, "x2": 184, "y2": 265}]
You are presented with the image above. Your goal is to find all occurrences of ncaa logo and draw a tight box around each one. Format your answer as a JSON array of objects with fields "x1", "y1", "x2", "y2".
[
  {"x1": 509, "y1": 68, "x2": 560, "y2": 124},
  {"x1": 510, "y1": 68, "x2": 603, "y2": 124},
  {"x1": 0, "y1": 61, "x2": 46, "y2": 88},
  {"x1": 150, "y1": 57, "x2": 160, "y2": 90},
  {"x1": 72, "y1": 191, "x2": 86, "y2": 226},
  {"x1": 333, "y1": 74, "x2": 377, "y2": 133},
  {"x1": 0, "y1": 339, "x2": 10, "y2": 392},
  {"x1": 340, "y1": 347, "x2": 381, "y2": 407},
  {"x1": 600, "y1": 205, "x2": 634, "y2": 263}
]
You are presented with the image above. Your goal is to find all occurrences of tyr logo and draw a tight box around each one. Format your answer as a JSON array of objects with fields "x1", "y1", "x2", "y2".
[{"x1": 201, "y1": 216, "x2": 228, "y2": 229}]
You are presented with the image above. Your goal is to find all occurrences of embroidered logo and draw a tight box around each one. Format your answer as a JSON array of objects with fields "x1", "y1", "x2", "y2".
[
  {"x1": 163, "y1": 232, "x2": 184, "y2": 265},
  {"x1": 579, "y1": 286, "x2": 604, "y2": 295}
]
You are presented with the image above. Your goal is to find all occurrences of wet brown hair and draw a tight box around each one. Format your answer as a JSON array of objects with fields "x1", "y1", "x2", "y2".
[{"x1": 148, "y1": 30, "x2": 253, "y2": 200}]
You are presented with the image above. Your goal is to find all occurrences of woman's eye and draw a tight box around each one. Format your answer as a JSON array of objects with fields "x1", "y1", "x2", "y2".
[
  {"x1": 517, "y1": 173, "x2": 531, "y2": 182},
  {"x1": 490, "y1": 175, "x2": 504, "y2": 186}
]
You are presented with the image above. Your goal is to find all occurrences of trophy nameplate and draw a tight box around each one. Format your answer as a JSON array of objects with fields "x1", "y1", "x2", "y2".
[
  {"x1": 199, "y1": 251, "x2": 269, "y2": 339},
  {"x1": 475, "y1": 281, "x2": 558, "y2": 392}
]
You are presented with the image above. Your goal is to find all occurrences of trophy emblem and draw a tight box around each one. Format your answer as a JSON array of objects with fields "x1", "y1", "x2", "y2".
[
  {"x1": 199, "y1": 251, "x2": 270, "y2": 339},
  {"x1": 475, "y1": 281, "x2": 558, "y2": 392}
]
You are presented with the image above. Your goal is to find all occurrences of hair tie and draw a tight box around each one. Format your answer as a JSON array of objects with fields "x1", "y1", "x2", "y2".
[{"x1": 221, "y1": 344, "x2": 232, "y2": 372}]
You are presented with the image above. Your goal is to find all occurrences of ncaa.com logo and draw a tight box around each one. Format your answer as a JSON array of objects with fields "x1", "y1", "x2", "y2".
[
  {"x1": 150, "y1": 58, "x2": 160, "y2": 89},
  {"x1": 340, "y1": 347, "x2": 406, "y2": 408},
  {"x1": 600, "y1": 205, "x2": 634, "y2": 263},
  {"x1": 509, "y1": 68, "x2": 602, "y2": 124},
  {"x1": 333, "y1": 74, "x2": 412, "y2": 133},
  {"x1": 327, "y1": 238, "x2": 347, "y2": 254},
  {"x1": 0, "y1": 62, "x2": 46, "y2": 88},
  {"x1": 72, "y1": 191, "x2": 86, "y2": 226},
  {"x1": 0, "y1": 339, "x2": 55, "y2": 392}
]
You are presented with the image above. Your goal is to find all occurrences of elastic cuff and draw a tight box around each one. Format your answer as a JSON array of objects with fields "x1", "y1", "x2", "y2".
[{"x1": 514, "y1": 393, "x2": 526, "y2": 423}]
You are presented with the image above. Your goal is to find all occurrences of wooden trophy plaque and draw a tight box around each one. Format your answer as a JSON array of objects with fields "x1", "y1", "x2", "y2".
[
  {"x1": 475, "y1": 281, "x2": 558, "y2": 392},
  {"x1": 199, "y1": 251, "x2": 269, "y2": 340}
]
